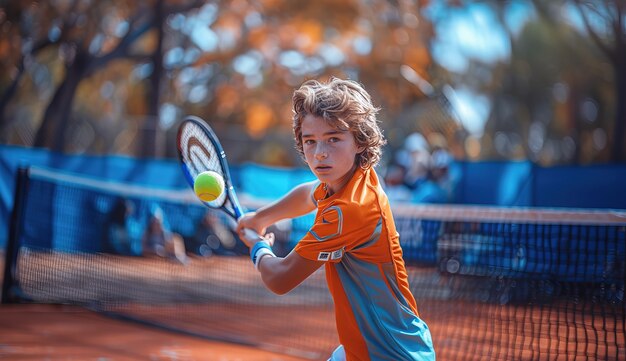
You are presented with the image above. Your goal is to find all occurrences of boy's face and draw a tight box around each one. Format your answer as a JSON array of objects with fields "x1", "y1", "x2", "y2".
[{"x1": 301, "y1": 114, "x2": 364, "y2": 194}]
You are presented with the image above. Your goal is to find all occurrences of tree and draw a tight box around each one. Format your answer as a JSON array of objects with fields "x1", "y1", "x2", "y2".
[
  {"x1": 427, "y1": 0, "x2": 620, "y2": 165},
  {"x1": 570, "y1": 0, "x2": 626, "y2": 162},
  {"x1": 0, "y1": 0, "x2": 205, "y2": 155},
  {"x1": 124, "y1": 0, "x2": 437, "y2": 163},
  {"x1": 0, "y1": 2, "x2": 62, "y2": 139},
  {"x1": 1, "y1": 0, "x2": 437, "y2": 163}
]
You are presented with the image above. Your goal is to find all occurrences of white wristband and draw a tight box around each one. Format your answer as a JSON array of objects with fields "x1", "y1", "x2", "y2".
[{"x1": 253, "y1": 248, "x2": 275, "y2": 271}]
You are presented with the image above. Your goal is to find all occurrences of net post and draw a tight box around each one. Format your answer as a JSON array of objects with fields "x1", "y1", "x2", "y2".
[{"x1": 1, "y1": 167, "x2": 29, "y2": 304}]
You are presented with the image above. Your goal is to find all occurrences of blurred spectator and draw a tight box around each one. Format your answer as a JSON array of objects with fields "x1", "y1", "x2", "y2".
[
  {"x1": 427, "y1": 132, "x2": 449, "y2": 154},
  {"x1": 430, "y1": 148, "x2": 454, "y2": 202},
  {"x1": 411, "y1": 168, "x2": 449, "y2": 204},
  {"x1": 142, "y1": 204, "x2": 187, "y2": 263},
  {"x1": 428, "y1": 132, "x2": 455, "y2": 203},
  {"x1": 383, "y1": 162, "x2": 412, "y2": 203},
  {"x1": 387, "y1": 132, "x2": 452, "y2": 204},
  {"x1": 103, "y1": 198, "x2": 134, "y2": 255},
  {"x1": 399, "y1": 132, "x2": 431, "y2": 190}
]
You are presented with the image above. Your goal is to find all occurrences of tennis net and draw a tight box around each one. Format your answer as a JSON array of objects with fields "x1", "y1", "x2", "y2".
[{"x1": 2, "y1": 166, "x2": 625, "y2": 361}]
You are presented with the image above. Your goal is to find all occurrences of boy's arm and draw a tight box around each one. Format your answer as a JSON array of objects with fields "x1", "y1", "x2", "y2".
[
  {"x1": 241, "y1": 180, "x2": 318, "y2": 232},
  {"x1": 255, "y1": 249, "x2": 323, "y2": 295},
  {"x1": 237, "y1": 181, "x2": 322, "y2": 294}
]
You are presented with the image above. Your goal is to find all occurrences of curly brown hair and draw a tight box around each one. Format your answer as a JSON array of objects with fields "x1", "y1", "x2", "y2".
[{"x1": 292, "y1": 77, "x2": 386, "y2": 169}]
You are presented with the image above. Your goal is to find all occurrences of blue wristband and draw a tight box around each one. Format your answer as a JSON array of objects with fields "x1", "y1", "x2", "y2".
[{"x1": 250, "y1": 241, "x2": 273, "y2": 264}]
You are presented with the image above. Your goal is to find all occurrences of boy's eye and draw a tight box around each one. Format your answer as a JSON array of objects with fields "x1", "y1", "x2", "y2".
[
  {"x1": 328, "y1": 137, "x2": 339, "y2": 143},
  {"x1": 303, "y1": 139, "x2": 315, "y2": 145}
]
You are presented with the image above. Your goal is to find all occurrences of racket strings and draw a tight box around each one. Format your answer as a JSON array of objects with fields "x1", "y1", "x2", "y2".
[{"x1": 179, "y1": 122, "x2": 228, "y2": 208}]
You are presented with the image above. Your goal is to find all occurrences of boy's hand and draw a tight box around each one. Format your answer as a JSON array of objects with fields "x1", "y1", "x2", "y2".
[
  {"x1": 237, "y1": 212, "x2": 273, "y2": 248},
  {"x1": 236, "y1": 212, "x2": 264, "y2": 234},
  {"x1": 239, "y1": 229, "x2": 275, "y2": 249}
]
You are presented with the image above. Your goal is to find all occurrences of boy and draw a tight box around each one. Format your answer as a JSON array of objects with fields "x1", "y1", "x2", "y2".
[{"x1": 237, "y1": 77, "x2": 435, "y2": 361}]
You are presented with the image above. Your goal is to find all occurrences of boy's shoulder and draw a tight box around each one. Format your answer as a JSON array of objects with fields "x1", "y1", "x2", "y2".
[{"x1": 335, "y1": 172, "x2": 384, "y2": 214}]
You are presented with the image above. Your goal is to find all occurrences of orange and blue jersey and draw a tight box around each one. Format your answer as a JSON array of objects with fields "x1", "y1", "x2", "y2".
[{"x1": 294, "y1": 167, "x2": 435, "y2": 361}]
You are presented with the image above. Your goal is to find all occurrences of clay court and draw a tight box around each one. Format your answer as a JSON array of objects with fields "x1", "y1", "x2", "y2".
[
  {"x1": 0, "y1": 303, "x2": 310, "y2": 361},
  {"x1": 0, "y1": 254, "x2": 337, "y2": 360}
]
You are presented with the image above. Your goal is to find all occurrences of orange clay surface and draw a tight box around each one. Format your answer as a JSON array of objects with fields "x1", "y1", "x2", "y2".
[{"x1": 0, "y1": 304, "x2": 310, "y2": 361}]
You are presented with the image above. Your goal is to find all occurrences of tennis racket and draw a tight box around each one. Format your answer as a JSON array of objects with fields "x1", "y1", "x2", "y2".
[{"x1": 176, "y1": 115, "x2": 260, "y2": 240}]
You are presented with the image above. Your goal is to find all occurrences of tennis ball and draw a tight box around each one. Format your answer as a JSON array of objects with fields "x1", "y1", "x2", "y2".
[{"x1": 194, "y1": 171, "x2": 224, "y2": 202}]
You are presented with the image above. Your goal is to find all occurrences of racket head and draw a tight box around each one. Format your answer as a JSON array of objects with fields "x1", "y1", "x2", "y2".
[{"x1": 176, "y1": 116, "x2": 243, "y2": 219}]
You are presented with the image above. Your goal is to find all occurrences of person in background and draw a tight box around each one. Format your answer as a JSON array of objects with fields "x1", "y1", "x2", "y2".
[
  {"x1": 104, "y1": 197, "x2": 133, "y2": 255},
  {"x1": 142, "y1": 204, "x2": 187, "y2": 264},
  {"x1": 427, "y1": 132, "x2": 454, "y2": 203},
  {"x1": 430, "y1": 147, "x2": 454, "y2": 203},
  {"x1": 399, "y1": 132, "x2": 432, "y2": 191},
  {"x1": 385, "y1": 131, "x2": 446, "y2": 204},
  {"x1": 382, "y1": 161, "x2": 412, "y2": 203}
]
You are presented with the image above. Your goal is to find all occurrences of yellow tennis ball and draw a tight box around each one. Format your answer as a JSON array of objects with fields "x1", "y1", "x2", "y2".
[{"x1": 194, "y1": 171, "x2": 224, "y2": 202}]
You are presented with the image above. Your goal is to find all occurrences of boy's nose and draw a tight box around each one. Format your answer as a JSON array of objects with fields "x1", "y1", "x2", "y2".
[
  {"x1": 315, "y1": 151, "x2": 328, "y2": 160},
  {"x1": 315, "y1": 144, "x2": 328, "y2": 160}
]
